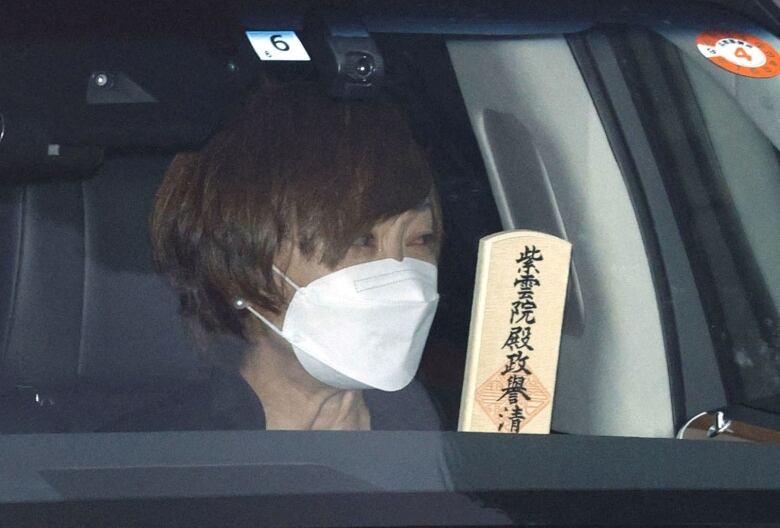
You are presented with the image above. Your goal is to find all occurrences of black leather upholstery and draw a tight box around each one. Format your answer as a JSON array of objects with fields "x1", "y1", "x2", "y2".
[
  {"x1": 0, "y1": 155, "x2": 205, "y2": 403},
  {"x1": 2, "y1": 182, "x2": 85, "y2": 389},
  {"x1": 0, "y1": 185, "x2": 22, "y2": 386},
  {"x1": 77, "y1": 156, "x2": 202, "y2": 387}
]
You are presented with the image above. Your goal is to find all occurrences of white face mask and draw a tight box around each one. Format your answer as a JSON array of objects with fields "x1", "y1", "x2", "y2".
[{"x1": 234, "y1": 258, "x2": 439, "y2": 391}]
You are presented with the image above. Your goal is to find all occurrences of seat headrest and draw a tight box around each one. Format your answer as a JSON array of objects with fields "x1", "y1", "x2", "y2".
[{"x1": 0, "y1": 155, "x2": 212, "y2": 392}]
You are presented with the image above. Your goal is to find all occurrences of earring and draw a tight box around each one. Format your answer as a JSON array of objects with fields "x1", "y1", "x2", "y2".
[
  {"x1": 231, "y1": 296, "x2": 266, "y2": 324},
  {"x1": 232, "y1": 297, "x2": 248, "y2": 310}
]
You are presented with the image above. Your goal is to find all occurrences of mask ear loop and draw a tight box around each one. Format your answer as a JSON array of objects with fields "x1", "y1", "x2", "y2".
[
  {"x1": 232, "y1": 266, "x2": 300, "y2": 338},
  {"x1": 272, "y1": 265, "x2": 301, "y2": 291},
  {"x1": 232, "y1": 297, "x2": 287, "y2": 338}
]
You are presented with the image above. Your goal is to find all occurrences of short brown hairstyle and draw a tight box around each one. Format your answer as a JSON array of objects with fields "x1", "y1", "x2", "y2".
[{"x1": 150, "y1": 82, "x2": 441, "y2": 369}]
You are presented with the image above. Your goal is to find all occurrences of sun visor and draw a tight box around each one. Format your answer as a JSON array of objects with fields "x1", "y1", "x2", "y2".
[{"x1": 0, "y1": 34, "x2": 252, "y2": 179}]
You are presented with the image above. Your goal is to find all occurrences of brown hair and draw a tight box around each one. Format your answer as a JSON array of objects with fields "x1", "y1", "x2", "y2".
[{"x1": 150, "y1": 82, "x2": 442, "y2": 369}]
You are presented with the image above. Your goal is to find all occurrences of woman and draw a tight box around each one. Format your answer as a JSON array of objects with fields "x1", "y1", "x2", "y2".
[{"x1": 124, "y1": 81, "x2": 445, "y2": 431}]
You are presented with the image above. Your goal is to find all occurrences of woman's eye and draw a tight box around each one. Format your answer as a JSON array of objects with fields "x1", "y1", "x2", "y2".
[
  {"x1": 352, "y1": 234, "x2": 376, "y2": 247},
  {"x1": 411, "y1": 233, "x2": 436, "y2": 246}
]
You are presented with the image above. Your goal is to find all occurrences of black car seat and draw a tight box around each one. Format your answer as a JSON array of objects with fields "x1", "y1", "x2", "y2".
[
  {"x1": 0, "y1": 155, "x2": 223, "y2": 433},
  {"x1": 0, "y1": 23, "x2": 259, "y2": 433},
  {"x1": 0, "y1": 151, "x2": 473, "y2": 434}
]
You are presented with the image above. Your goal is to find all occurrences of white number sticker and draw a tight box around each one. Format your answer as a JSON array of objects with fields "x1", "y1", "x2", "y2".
[
  {"x1": 697, "y1": 39, "x2": 767, "y2": 68},
  {"x1": 245, "y1": 31, "x2": 311, "y2": 61}
]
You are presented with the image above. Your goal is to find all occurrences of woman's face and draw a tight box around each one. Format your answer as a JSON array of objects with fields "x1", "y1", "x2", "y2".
[
  {"x1": 280, "y1": 203, "x2": 438, "y2": 289},
  {"x1": 255, "y1": 204, "x2": 437, "y2": 332}
]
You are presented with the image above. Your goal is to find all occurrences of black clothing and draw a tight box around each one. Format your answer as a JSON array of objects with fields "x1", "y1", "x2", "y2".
[{"x1": 103, "y1": 369, "x2": 443, "y2": 432}]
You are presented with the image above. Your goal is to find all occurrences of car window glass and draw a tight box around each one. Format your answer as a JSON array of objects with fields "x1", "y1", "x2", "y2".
[{"x1": 611, "y1": 27, "x2": 780, "y2": 405}]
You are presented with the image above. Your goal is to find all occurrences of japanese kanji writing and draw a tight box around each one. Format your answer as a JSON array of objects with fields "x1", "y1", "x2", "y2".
[{"x1": 498, "y1": 245, "x2": 543, "y2": 433}]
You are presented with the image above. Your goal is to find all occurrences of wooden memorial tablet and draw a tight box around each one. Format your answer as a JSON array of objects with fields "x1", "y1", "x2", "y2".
[{"x1": 458, "y1": 230, "x2": 572, "y2": 434}]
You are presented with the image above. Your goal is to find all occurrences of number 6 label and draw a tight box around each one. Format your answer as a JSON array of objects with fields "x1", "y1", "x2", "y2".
[{"x1": 246, "y1": 31, "x2": 311, "y2": 62}]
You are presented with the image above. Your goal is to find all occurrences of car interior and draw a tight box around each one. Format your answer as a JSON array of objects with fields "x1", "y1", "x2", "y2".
[
  {"x1": 1, "y1": 0, "x2": 780, "y2": 524},
  {"x1": 0, "y1": 19, "x2": 507, "y2": 435},
  {"x1": 1, "y1": 0, "x2": 779, "y2": 439}
]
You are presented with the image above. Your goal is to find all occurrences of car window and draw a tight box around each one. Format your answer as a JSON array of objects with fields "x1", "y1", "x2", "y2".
[
  {"x1": 1, "y1": 4, "x2": 779, "y2": 437},
  {"x1": 607, "y1": 27, "x2": 780, "y2": 406},
  {"x1": 0, "y1": 31, "x2": 501, "y2": 435},
  {"x1": 2, "y1": 3, "x2": 780, "y2": 525}
]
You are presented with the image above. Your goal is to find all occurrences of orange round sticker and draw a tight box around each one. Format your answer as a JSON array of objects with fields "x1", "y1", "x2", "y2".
[{"x1": 696, "y1": 31, "x2": 780, "y2": 78}]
